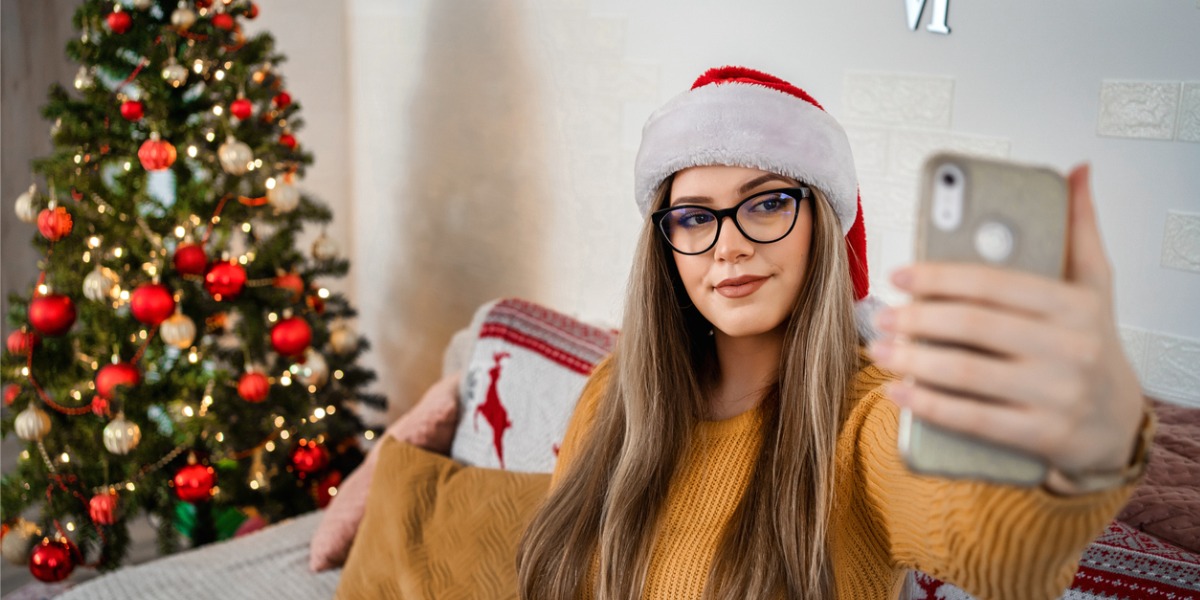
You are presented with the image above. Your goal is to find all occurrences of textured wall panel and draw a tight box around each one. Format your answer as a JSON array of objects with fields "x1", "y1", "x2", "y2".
[
  {"x1": 1119, "y1": 326, "x2": 1151, "y2": 383},
  {"x1": 1175, "y1": 82, "x2": 1200, "y2": 142},
  {"x1": 1161, "y1": 211, "x2": 1200, "y2": 273},
  {"x1": 845, "y1": 126, "x2": 891, "y2": 179},
  {"x1": 1143, "y1": 331, "x2": 1200, "y2": 407},
  {"x1": 887, "y1": 130, "x2": 1010, "y2": 179},
  {"x1": 842, "y1": 72, "x2": 955, "y2": 128},
  {"x1": 1097, "y1": 80, "x2": 1181, "y2": 140}
]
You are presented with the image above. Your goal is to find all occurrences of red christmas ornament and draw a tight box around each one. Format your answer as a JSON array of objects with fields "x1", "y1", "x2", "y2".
[
  {"x1": 106, "y1": 10, "x2": 132, "y2": 34},
  {"x1": 119, "y1": 100, "x2": 144, "y2": 121},
  {"x1": 278, "y1": 133, "x2": 297, "y2": 150},
  {"x1": 204, "y1": 261, "x2": 246, "y2": 301},
  {"x1": 195, "y1": 0, "x2": 212, "y2": 8},
  {"x1": 29, "y1": 539, "x2": 76, "y2": 582},
  {"x1": 305, "y1": 291, "x2": 326, "y2": 315},
  {"x1": 29, "y1": 294, "x2": 76, "y2": 337},
  {"x1": 245, "y1": 3, "x2": 259, "y2": 19},
  {"x1": 37, "y1": 207, "x2": 73, "y2": 241},
  {"x1": 6, "y1": 329, "x2": 40, "y2": 355},
  {"x1": 95, "y1": 363, "x2": 140, "y2": 399},
  {"x1": 90, "y1": 395, "x2": 110, "y2": 417},
  {"x1": 270, "y1": 316, "x2": 311, "y2": 356},
  {"x1": 70, "y1": 188, "x2": 83, "y2": 201},
  {"x1": 273, "y1": 272, "x2": 304, "y2": 302},
  {"x1": 130, "y1": 283, "x2": 175, "y2": 326},
  {"x1": 290, "y1": 440, "x2": 330, "y2": 475},
  {"x1": 173, "y1": 463, "x2": 216, "y2": 503},
  {"x1": 230, "y1": 98, "x2": 252, "y2": 120},
  {"x1": 313, "y1": 470, "x2": 343, "y2": 508},
  {"x1": 272, "y1": 92, "x2": 291, "y2": 108},
  {"x1": 4, "y1": 385, "x2": 20, "y2": 406},
  {"x1": 88, "y1": 491, "x2": 119, "y2": 525},
  {"x1": 212, "y1": 13, "x2": 235, "y2": 31},
  {"x1": 138, "y1": 137, "x2": 177, "y2": 171},
  {"x1": 237, "y1": 372, "x2": 270, "y2": 403},
  {"x1": 173, "y1": 243, "x2": 208, "y2": 276}
]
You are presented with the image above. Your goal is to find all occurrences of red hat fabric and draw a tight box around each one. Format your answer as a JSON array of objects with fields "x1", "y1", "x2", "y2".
[{"x1": 634, "y1": 66, "x2": 878, "y2": 335}]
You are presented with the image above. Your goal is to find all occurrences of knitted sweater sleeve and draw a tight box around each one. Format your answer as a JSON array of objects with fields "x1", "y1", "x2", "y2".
[
  {"x1": 549, "y1": 356, "x2": 613, "y2": 491},
  {"x1": 845, "y1": 361, "x2": 1140, "y2": 600}
]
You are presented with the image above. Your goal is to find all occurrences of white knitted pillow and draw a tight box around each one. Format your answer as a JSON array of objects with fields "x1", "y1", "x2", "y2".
[{"x1": 449, "y1": 298, "x2": 617, "y2": 473}]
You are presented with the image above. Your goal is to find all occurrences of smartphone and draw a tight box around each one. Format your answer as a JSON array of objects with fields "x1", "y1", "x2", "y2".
[{"x1": 897, "y1": 152, "x2": 1069, "y2": 486}]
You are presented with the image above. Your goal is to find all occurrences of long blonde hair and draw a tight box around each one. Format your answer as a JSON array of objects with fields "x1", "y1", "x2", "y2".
[{"x1": 518, "y1": 178, "x2": 861, "y2": 599}]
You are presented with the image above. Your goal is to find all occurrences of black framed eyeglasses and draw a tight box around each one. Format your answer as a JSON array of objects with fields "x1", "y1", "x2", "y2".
[{"x1": 652, "y1": 187, "x2": 811, "y2": 255}]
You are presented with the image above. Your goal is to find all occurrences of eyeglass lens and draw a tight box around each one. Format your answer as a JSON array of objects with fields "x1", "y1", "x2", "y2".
[{"x1": 659, "y1": 190, "x2": 800, "y2": 254}]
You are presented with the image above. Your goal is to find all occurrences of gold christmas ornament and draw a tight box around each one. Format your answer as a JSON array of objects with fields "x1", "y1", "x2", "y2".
[
  {"x1": 15, "y1": 405, "x2": 51, "y2": 441},
  {"x1": 218, "y1": 136, "x2": 253, "y2": 175},
  {"x1": 1, "y1": 519, "x2": 39, "y2": 565},
  {"x1": 83, "y1": 266, "x2": 120, "y2": 301},
  {"x1": 15, "y1": 184, "x2": 39, "y2": 223},
  {"x1": 311, "y1": 232, "x2": 338, "y2": 261},
  {"x1": 73, "y1": 66, "x2": 94, "y2": 91},
  {"x1": 299, "y1": 349, "x2": 329, "y2": 388},
  {"x1": 132, "y1": 0, "x2": 154, "y2": 9},
  {"x1": 171, "y1": 2, "x2": 197, "y2": 29},
  {"x1": 267, "y1": 179, "x2": 300, "y2": 213},
  {"x1": 103, "y1": 412, "x2": 142, "y2": 455},
  {"x1": 160, "y1": 312, "x2": 197, "y2": 349},
  {"x1": 329, "y1": 321, "x2": 356, "y2": 354},
  {"x1": 162, "y1": 56, "x2": 188, "y2": 88}
]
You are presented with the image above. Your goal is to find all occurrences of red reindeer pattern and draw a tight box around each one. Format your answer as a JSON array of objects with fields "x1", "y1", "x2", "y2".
[{"x1": 474, "y1": 351, "x2": 513, "y2": 469}]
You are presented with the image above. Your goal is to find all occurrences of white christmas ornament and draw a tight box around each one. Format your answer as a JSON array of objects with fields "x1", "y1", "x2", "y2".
[
  {"x1": 162, "y1": 56, "x2": 188, "y2": 88},
  {"x1": 171, "y1": 3, "x2": 197, "y2": 29},
  {"x1": 218, "y1": 136, "x2": 253, "y2": 175},
  {"x1": 132, "y1": 0, "x2": 153, "y2": 9},
  {"x1": 267, "y1": 179, "x2": 300, "y2": 213},
  {"x1": 103, "y1": 412, "x2": 142, "y2": 455},
  {"x1": 74, "y1": 66, "x2": 95, "y2": 91},
  {"x1": 311, "y1": 233, "x2": 339, "y2": 261},
  {"x1": 15, "y1": 405, "x2": 51, "y2": 442},
  {"x1": 83, "y1": 266, "x2": 120, "y2": 301},
  {"x1": 14, "y1": 184, "x2": 38, "y2": 223},
  {"x1": 300, "y1": 349, "x2": 329, "y2": 388},
  {"x1": 160, "y1": 312, "x2": 197, "y2": 349},
  {"x1": 329, "y1": 321, "x2": 356, "y2": 354}
]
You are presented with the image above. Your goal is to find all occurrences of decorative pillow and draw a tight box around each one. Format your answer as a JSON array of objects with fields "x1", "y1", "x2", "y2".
[
  {"x1": 336, "y1": 437, "x2": 551, "y2": 599},
  {"x1": 308, "y1": 371, "x2": 461, "y2": 572},
  {"x1": 909, "y1": 520, "x2": 1200, "y2": 599},
  {"x1": 450, "y1": 298, "x2": 618, "y2": 473},
  {"x1": 1117, "y1": 399, "x2": 1200, "y2": 554}
]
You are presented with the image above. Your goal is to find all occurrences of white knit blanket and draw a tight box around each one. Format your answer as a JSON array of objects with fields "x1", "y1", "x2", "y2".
[{"x1": 56, "y1": 511, "x2": 338, "y2": 600}]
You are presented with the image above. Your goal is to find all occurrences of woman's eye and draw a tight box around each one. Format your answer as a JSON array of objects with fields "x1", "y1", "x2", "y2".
[
  {"x1": 749, "y1": 195, "x2": 788, "y2": 213},
  {"x1": 677, "y1": 211, "x2": 714, "y2": 228}
]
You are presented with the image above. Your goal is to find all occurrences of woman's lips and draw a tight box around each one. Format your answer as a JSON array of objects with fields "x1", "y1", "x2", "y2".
[{"x1": 715, "y1": 275, "x2": 768, "y2": 298}]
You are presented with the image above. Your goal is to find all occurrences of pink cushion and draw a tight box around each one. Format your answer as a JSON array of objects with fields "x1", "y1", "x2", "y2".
[{"x1": 308, "y1": 371, "x2": 461, "y2": 572}]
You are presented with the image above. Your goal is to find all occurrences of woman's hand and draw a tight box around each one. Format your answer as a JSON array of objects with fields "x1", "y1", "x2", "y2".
[{"x1": 868, "y1": 165, "x2": 1147, "y2": 494}]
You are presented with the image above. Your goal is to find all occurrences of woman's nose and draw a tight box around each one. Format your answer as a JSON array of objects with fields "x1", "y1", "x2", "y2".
[{"x1": 712, "y1": 215, "x2": 753, "y2": 263}]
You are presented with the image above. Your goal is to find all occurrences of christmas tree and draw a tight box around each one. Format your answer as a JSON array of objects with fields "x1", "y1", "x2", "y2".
[{"x1": 1, "y1": 0, "x2": 384, "y2": 583}]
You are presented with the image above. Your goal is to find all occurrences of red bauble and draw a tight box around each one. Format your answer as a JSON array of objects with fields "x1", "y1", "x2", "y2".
[
  {"x1": 195, "y1": 0, "x2": 212, "y2": 8},
  {"x1": 29, "y1": 539, "x2": 76, "y2": 583},
  {"x1": 106, "y1": 11, "x2": 132, "y2": 34},
  {"x1": 29, "y1": 294, "x2": 76, "y2": 337},
  {"x1": 173, "y1": 463, "x2": 216, "y2": 503},
  {"x1": 313, "y1": 470, "x2": 343, "y2": 508},
  {"x1": 90, "y1": 395, "x2": 110, "y2": 417},
  {"x1": 273, "y1": 272, "x2": 304, "y2": 302},
  {"x1": 138, "y1": 137, "x2": 177, "y2": 171},
  {"x1": 230, "y1": 98, "x2": 252, "y2": 120},
  {"x1": 204, "y1": 261, "x2": 246, "y2": 301},
  {"x1": 95, "y1": 362, "x2": 140, "y2": 399},
  {"x1": 4, "y1": 384, "x2": 20, "y2": 406},
  {"x1": 278, "y1": 133, "x2": 297, "y2": 150},
  {"x1": 237, "y1": 372, "x2": 270, "y2": 403},
  {"x1": 130, "y1": 283, "x2": 175, "y2": 326},
  {"x1": 6, "y1": 329, "x2": 40, "y2": 355},
  {"x1": 290, "y1": 441, "x2": 330, "y2": 475},
  {"x1": 212, "y1": 13, "x2": 235, "y2": 31},
  {"x1": 37, "y1": 207, "x2": 73, "y2": 241},
  {"x1": 88, "y1": 491, "x2": 119, "y2": 525},
  {"x1": 119, "y1": 100, "x2": 144, "y2": 121},
  {"x1": 70, "y1": 188, "x2": 83, "y2": 201},
  {"x1": 272, "y1": 92, "x2": 291, "y2": 108},
  {"x1": 270, "y1": 316, "x2": 311, "y2": 356},
  {"x1": 245, "y1": 3, "x2": 259, "y2": 19},
  {"x1": 173, "y1": 244, "x2": 208, "y2": 276},
  {"x1": 305, "y1": 292, "x2": 326, "y2": 315}
]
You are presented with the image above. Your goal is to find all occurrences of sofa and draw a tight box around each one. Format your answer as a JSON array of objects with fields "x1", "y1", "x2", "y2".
[{"x1": 48, "y1": 298, "x2": 1200, "y2": 599}]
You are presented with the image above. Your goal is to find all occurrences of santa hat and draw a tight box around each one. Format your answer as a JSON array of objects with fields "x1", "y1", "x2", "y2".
[{"x1": 634, "y1": 66, "x2": 881, "y2": 339}]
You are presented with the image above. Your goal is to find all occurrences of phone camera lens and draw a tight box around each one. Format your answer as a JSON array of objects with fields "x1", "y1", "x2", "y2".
[{"x1": 941, "y1": 172, "x2": 957, "y2": 186}]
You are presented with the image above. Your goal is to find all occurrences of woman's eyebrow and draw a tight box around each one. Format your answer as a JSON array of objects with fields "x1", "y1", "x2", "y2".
[{"x1": 669, "y1": 174, "x2": 795, "y2": 207}]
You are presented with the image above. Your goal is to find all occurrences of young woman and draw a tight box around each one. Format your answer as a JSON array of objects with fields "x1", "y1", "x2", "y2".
[{"x1": 517, "y1": 66, "x2": 1152, "y2": 600}]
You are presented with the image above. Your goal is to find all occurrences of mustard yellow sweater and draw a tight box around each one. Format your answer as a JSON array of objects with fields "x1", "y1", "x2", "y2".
[{"x1": 550, "y1": 353, "x2": 1137, "y2": 600}]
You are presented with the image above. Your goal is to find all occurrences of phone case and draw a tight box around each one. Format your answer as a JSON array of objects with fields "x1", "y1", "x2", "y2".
[{"x1": 898, "y1": 152, "x2": 1068, "y2": 486}]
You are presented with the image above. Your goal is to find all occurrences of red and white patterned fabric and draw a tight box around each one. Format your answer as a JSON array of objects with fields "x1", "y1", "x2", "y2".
[
  {"x1": 449, "y1": 298, "x2": 618, "y2": 473},
  {"x1": 909, "y1": 520, "x2": 1200, "y2": 599}
]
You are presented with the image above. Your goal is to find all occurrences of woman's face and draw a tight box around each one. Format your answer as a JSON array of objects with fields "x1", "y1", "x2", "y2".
[{"x1": 667, "y1": 165, "x2": 814, "y2": 340}]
